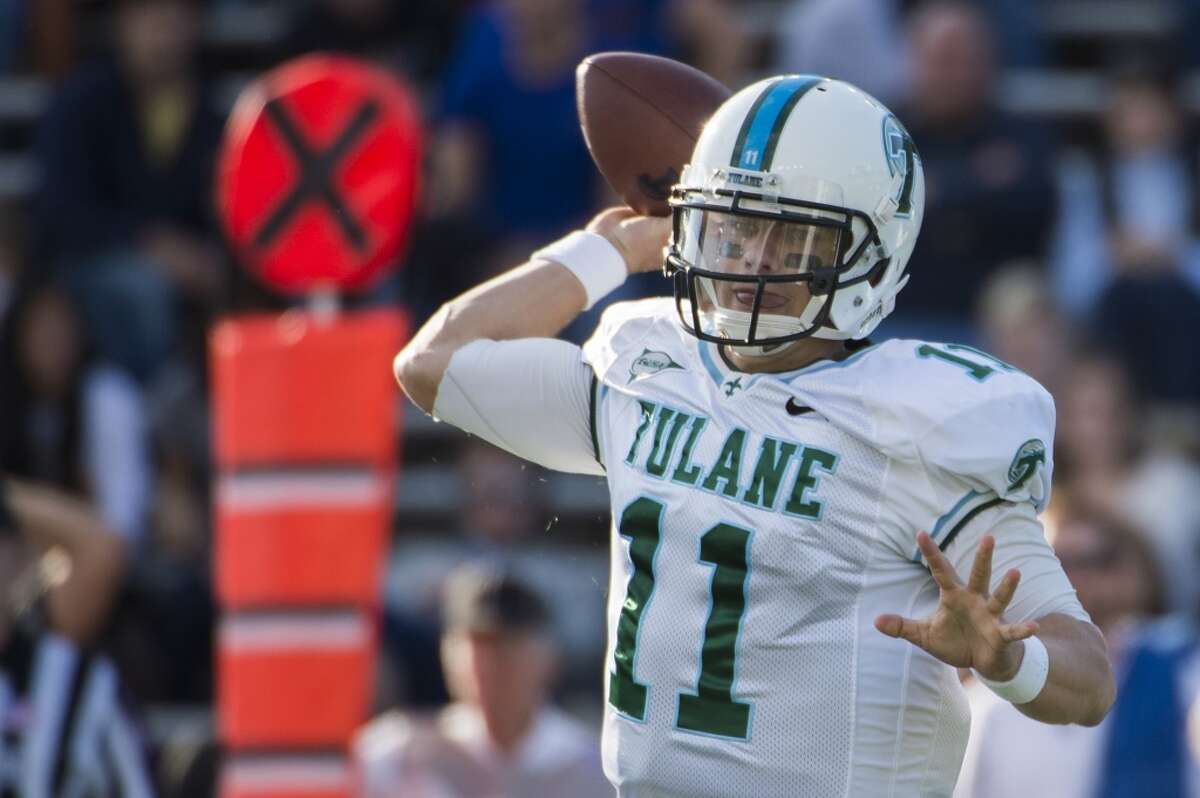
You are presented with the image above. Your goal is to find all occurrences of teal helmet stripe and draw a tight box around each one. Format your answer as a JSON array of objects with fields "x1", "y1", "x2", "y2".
[{"x1": 729, "y1": 75, "x2": 823, "y2": 171}]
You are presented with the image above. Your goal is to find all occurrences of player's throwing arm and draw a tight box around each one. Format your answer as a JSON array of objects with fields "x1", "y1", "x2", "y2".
[{"x1": 393, "y1": 209, "x2": 667, "y2": 414}]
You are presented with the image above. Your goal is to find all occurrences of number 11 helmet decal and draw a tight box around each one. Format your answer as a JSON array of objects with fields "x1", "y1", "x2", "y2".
[{"x1": 664, "y1": 76, "x2": 925, "y2": 354}]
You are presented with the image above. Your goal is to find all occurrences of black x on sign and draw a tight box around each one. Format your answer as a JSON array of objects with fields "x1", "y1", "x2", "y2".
[
  {"x1": 254, "y1": 98, "x2": 379, "y2": 253},
  {"x1": 217, "y1": 55, "x2": 423, "y2": 295}
]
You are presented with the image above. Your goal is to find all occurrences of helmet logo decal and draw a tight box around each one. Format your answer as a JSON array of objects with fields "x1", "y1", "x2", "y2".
[
  {"x1": 730, "y1": 75, "x2": 823, "y2": 171},
  {"x1": 882, "y1": 114, "x2": 917, "y2": 217}
]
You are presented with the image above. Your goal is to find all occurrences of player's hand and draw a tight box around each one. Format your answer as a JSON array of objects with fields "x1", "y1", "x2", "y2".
[
  {"x1": 587, "y1": 207, "x2": 672, "y2": 275},
  {"x1": 874, "y1": 532, "x2": 1039, "y2": 682}
]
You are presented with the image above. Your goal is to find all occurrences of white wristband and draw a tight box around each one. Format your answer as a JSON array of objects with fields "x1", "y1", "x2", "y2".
[
  {"x1": 532, "y1": 231, "x2": 628, "y2": 311},
  {"x1": 976, "y1": 635, "x2": 1050, "y2": 705}
]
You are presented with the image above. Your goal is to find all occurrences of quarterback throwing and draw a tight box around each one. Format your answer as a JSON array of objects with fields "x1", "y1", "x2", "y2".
[{"x1": 394, "y1": 77, "x2": 1114, "y2": 797}]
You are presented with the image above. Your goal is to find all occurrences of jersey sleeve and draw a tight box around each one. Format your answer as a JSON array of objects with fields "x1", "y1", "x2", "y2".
[
  {"x1": 432, "y1": 337, "x2": 604, "y2": 475},
  {"x1": 871, "y1": 343, "x2": 1056, "y2": 511},
  {"x1": 861, "y1": 342, "x2": 1059, "y2": 564},
  {"x1": 580, "y1": 297, "x2": 672, "y2": 385},
  {"x1": 942, "y1": 501, "x2": 1090, "y2": 623}
]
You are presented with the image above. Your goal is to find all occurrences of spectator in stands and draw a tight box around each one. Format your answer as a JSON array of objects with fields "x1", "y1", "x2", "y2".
[
  {"x1": 34, "y1": 0, "x2": 226, "y2": 383},
  {"x1": 404, "y1": 0, "x2": 590, "y2": 321},
  {"x1": 1053, "y1": 63, "x2": 1200, "y2": 404},
  {"x1": 379, "y1": 441, "x2": 543, "y2": 705},
  {"x1": 0, "y1": 276, "x2": 150, "y2": 542},
  {"x1": 1090, "y1": 269, "x2": 1200, "y2": 405},
  {"x1": 1047, "y1": 503, "x2": 1167, "y2": 650},
  {"x1": 1053, "y1": 64, "x2": 1193, "y2": 314},
  {"x1": 355, "y1": 563, "x2": 611, "y2": 798},
  {"x1": 423, "y1": 0, "x2": 597, "y2": 281},
  {"x1": 459, "y1": 440, "x2": 541, "y2": 548},
  {"x1": 1056, "y1": 62, "x2": 1200, "y2": 400},
  {"x1": 382, "y1": 439, "x2": 608, "y2": 708},
  {"x1": 1054, "y1": 352, "x2": 1200, "y2": 614},
  {"x1": 884, "y1": 0, "x2": 1055, "y2": 342},
  {"x1": 976, "y1": 264, "x2": 1075, "y2": 397},
  {"x1": 955, "y1": 503, "x2": 1170, "y2": 798},
  {"x1": 0, "y1": 0, "x2": 21, "y2": 72},
  {"x1": 774, "y1": 0, "x2": 909, "y2": 105},
  {"x1": 642, "y1": 0, "x2": 748, "y2": 89},
  {"x1": 280, "y1": 0, "x2": 462, "y2": 84},
  {"x1": 0, "y1": 476, "x2": 154, "y2": 795},
  {"x1": 0, "y1": 206, "x2": 22, "y2": 320}
]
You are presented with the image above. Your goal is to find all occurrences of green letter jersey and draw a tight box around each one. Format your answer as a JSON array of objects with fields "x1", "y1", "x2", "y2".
[{"x1": 433, "y1": 298, "x2": 1087, "y2": 798}]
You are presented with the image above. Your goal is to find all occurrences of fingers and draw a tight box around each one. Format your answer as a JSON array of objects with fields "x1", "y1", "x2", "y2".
[
  {"x1": 966, "y1": 535, "x2": 994, "y2": 595},
  {"x1": 987, "y1": 569, "x2": 1022, "y2": 616},
  {"x1": 875, "y1": 614, "x2": 928, "y2": 649},
  {"x1": 585, "y1": 207, "x2": 637, "y2": 235},
  {"x1": 998, "y1": 620, "x2": 1039, "y2": 644},
  {"x1": 621, "y1": 216, "x2": 673, "y2": 273},
  {"x1": 916, "y1": 531, "x2": 961, "y2": 591}
]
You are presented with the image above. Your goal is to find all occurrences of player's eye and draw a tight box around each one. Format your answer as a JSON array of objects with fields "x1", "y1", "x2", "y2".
[
  {"x1": 785, "y1": 253, "x2": 829, "y2": 271},
  {"x1": 731, "y1": 220, "x2": 761, "y2": 238},
  {"x1": 719, "y1": 241, "x2": 744, "y2": 259},
  {"x1": 785, "y1": 227, "x2": 808, "y2": 245}
]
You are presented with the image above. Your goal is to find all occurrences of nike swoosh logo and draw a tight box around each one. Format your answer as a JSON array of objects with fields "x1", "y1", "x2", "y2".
[{"x1": 785, "y1": 397, "x2": 816, "y2": 416}]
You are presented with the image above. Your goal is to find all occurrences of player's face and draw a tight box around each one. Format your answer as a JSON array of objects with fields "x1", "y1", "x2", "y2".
[{"x1": 698, "y1": 213, "x2": 841, "y2": 318}]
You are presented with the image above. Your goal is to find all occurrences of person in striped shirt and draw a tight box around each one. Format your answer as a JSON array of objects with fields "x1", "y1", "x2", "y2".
[{"x1": 0, "y1": 478, "x2": 153, "y2": 797}]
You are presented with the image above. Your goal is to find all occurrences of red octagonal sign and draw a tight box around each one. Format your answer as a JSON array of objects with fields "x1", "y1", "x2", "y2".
[{"x1": 217, "y1": 55, "x2": 422, "y2": 295}]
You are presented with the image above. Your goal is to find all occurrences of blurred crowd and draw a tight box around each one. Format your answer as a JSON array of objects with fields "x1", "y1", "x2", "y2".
[{"x1": 0, "y1": 0, "x2": 1199, "y2": 795}]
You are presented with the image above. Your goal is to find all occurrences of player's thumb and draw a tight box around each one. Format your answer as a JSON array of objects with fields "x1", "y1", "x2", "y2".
[{"x1": 875, "y1": 614, "x2": 916, "y2": 642}]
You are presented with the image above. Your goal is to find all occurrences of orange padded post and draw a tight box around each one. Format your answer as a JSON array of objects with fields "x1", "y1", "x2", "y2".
[
  {"x1": 218, "y1": 610, "x2": 375, "y2": 748},
  {"x1": 217, "y1": 503, "x2": 390, "y2": 608},
  {"x1": 211, "y1": 309, "x2": 406, "y2": 468},
  {"x1": 212, "y1": 308, "x2": 406, "y2": 792}
]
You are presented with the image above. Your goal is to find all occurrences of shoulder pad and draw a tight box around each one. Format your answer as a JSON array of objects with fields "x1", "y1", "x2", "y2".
[
  {"x1": 797, "y1": 340, "x2": 1055, "y2": 508},
  {"x1": 581, "y1": 297, "x2": 680, "y2": 384},
  {"x1": 876, "y1": 341, "x2": 1055, "y2": 507}
]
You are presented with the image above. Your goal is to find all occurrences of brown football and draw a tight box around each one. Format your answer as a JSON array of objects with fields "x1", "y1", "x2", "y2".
[{"x1": 577, "y1": 52, "x2": 731, "y2": 217}]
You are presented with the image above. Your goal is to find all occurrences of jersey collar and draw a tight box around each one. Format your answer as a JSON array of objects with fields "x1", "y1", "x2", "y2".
[{"x1": 697, "y1": 339, "x2": 881, "y2": 389}]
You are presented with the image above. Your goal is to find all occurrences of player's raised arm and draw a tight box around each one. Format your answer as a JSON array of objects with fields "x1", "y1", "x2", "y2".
[{"x1": 392, "y1": 209, "x2": 669, "y2": 414}]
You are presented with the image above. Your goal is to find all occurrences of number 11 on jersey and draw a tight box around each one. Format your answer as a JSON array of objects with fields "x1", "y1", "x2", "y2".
[{"x1": 610, "y1": 496, "x2": 753, "y2": 740}]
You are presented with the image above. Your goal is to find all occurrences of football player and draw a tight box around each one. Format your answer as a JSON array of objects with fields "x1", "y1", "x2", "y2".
[{"x1": 393, "y1": 77, "x2": 1114, "y2": 797}]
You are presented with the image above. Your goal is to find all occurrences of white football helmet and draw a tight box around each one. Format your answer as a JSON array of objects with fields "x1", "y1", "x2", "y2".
[{"x1": 664, "y1": 75, "x2": 924, "y2": 354}]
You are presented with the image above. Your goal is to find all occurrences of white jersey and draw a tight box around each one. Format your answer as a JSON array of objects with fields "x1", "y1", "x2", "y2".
[{"x1": 431, "y1": 298, "x2": 1088, "y2": 798}]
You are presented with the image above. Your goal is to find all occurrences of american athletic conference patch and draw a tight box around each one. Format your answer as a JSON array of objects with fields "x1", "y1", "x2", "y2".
[{"x1": 1007, "y1": 438, "x2": 1046, "y2": 491}]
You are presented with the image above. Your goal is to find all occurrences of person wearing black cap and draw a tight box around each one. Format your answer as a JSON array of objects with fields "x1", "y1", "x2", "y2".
[{"x1": 354, "y1": 562, "x2": 612, "y2": 797}]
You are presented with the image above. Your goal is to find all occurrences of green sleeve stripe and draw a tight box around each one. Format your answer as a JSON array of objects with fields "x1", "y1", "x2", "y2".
[
  {"x1": 589, "y1": 372, "x2": 604, "y2": 470},
  {"x1": 937, "y1": 497, "x2": 1008, "y2": 553}
]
